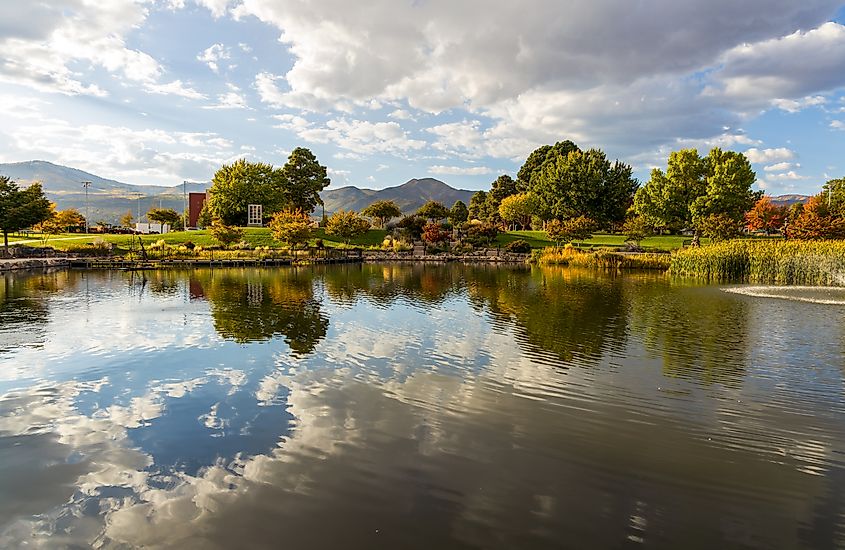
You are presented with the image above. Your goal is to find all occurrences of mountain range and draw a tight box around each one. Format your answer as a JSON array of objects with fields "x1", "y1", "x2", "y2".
[
  {"x1": 0, "y1": 160, "x2": 811, "y2": 223},
  {"x1": 0, "y1": 161, "x2": 475, "y2": 223}
]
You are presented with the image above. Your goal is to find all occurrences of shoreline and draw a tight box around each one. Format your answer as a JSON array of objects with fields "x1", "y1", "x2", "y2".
[{"x1": 0, "y1": 257, "x2": 70, "y2": 272}]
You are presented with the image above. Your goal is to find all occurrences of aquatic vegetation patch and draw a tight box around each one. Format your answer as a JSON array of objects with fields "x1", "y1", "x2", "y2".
[{"x1": 670, "y1": 240, "x2": 845, "y2": 285}]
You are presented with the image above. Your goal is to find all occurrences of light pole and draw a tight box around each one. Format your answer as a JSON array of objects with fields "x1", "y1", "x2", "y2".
[
  {"x1": 82, "y1": 181, "x2": 92, "y2": 233},
  {"x1": 183, "y1": 180, "x2": 188, "y2": 228}
]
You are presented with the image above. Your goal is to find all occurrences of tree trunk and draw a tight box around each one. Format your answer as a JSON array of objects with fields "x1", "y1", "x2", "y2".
[
  {"x1": 3, "y1": 230, "x2": 7, "y2": 250},
  {"x1": 691, "y1": 229, "x2": 701, "y2": 248}
]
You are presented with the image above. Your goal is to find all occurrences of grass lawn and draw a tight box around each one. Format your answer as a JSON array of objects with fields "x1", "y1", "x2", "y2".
[
  {"x1": 23, "y1": 227, "x2": 389, "y2": 250},
  {"x1": 19, "y1": 228, "x2": 768, "y2": 253},
  {"x1": 495, "y1": 231, "x2": 702, "y2": 251}
]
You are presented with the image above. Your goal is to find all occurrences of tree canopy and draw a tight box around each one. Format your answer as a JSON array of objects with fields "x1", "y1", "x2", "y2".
[
  {"x1": 206, "y1": 149, "x2": 330, "y2": 225},
  {"x1": 207, "y1": 159, "x2": 284, "y2": 225},
  {"x1": 449, "y1": 200, "x2": 469, "y2": 225},
  {"x1": 279, "y1": 147, "x2": 331, "y2": 215},
  {"x1": 0, "y1": 177, "x2": 52, "y2": 248},
  {"x1": 498, "y1": 193, "x2": 537, "y2": 230},
  {"x1": 468, "y1": 191, "x2": 491, "y2": 221},
  {"x1": 634, "y1": 148, "x2": 759, "y2": 234},
  {"x1": 268, "y1": 208, "x2": 312, "y2": 248},
  {"x1": 516, "y1": 140, "x2": 580, "y2": 192},
  {"x1": 147, "y1": 208, "x2": 181, "y2": 227},
  {"x1": 361, "y1": 200, "x2": 402, "y2": 228},
  {"x1": 325, "y1": 210, "x2": 370, "y2": 244},
  {"x1": 526, "y1": 144, "x2": 637, "y2": 226},
  {"x1": 416, "y1": 200, "x2": 450, "y2": 221}
]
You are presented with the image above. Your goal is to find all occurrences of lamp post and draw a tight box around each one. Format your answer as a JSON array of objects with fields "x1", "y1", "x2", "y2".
[{"x1": 82, "y1": 181, "x2": 92, "y2": 233}]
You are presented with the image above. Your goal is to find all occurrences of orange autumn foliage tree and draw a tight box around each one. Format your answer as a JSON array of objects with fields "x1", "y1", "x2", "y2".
[
  {"x1": 786, "y1": 195, "x2": 845, "y2": 240},
  {"x1": 745, "y1": 196, "x2": 786, "y2": 234}
]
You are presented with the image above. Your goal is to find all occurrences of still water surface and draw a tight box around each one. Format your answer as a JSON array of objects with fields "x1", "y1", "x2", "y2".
[{"x1": 0, "y1": 265, "x2": 844, "y2": 548}]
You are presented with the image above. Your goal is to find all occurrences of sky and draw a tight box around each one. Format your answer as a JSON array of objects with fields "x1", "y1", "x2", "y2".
[{"x1": 1, "y1": 1, "x2": 844, "y2": 195}]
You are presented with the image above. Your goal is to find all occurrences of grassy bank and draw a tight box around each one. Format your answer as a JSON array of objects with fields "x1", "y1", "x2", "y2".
[
  {"x1": 15, "y1": 228, "x2": 730, "y2": 255},
  {"x1": 670, "y1": 240, "x2": 845, "y2": 285},
  {"x1": 536, "y1": 246, "x2": 671, "y2": 270},
  {"x1": 495, "y1": 231, "x2": 702, "y2": 251},
  {"x1": 20, "y1": 228, "x2": 389, "y2": 251}
]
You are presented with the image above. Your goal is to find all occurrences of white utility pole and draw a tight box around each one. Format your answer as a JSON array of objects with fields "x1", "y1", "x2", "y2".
[
  {"x1": 183, "y1": 180, "x2": 188, "y2": 228},
  {"x1": 82, "y1": 181, "x2": 92, "y2": 233}
]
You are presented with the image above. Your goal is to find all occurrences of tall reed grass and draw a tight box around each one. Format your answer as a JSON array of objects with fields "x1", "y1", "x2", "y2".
[
  {"x1": 670, "y1": 239, "x2": 845, "y2": 285},
  {"x1": 537, "y1": 246, "x2": 671, "y2": 270}
]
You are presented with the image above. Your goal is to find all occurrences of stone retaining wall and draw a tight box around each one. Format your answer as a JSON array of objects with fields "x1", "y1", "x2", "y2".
[
  {"x1": 0, "y1": 258, "x2": 70, "y2": 271},
  {"x1": 362, "y1": 250, "x2": 530, "y2": 263}
]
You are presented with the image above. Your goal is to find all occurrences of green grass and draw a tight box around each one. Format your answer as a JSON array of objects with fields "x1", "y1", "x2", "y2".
[
  {"x1": 19, "y1": 227, "x2": 389, "y2": 251},
  {"x1": 15, "y1": 228, "x2": 764, "y2": 254},
  {"x1": 495, "y1": 231, "x2": 702, "y2": 251}
]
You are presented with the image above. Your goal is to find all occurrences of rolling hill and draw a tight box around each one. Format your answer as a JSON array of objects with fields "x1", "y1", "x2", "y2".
[
  {"x1": 319, "y1": 178, "x2": 474, "y2": 215},
  {"x1": 0, "y1": 161, "x2": 476, "y2": 222}
]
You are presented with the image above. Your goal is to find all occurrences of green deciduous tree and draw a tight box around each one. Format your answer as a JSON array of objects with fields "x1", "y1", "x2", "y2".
[
  {"x1": 516, "y1": 140, "x2": 580, "y2": 192},
  {"x1": 325, "y1": 210, "x2": 371, "y2": 244},
  {"x1": 449, "y1": 200, "x2": 469, "y2": 226},
  {"x1": 689, "y1": 149, "x2": 760, "y2": 231},
  {"x1": 147, "y1": 208, "x2": 181, "y2": 227},
  {"x1": 207, "y1": 159, "x2": 283, "y2": 225},
  {"x1": 0, "y1": 177, "x2": 52, "y2": 249},
  {"x1": 361, "y1": 200, "x2": 402, "y2": 228},
  {"x1": 527, "y1": 144, "x2": 637, "y2": 226},
  {"x1": 206, "y1": 149, "x2": 331, "y2": 225},
  {"x1": 280, "y1": 147, "x2": 331, "y2": 214},
  {"x1": 634, "y1": 148, "x2": 759, "y2": 238},
  {"x1": 498, "y1": 193, "x2": 538, "y2": 230},
  {"x1": 416, "y1": 200, "x2": 450, "y2": 221},
  {"x1": 269, "y1": 208, "x2": 312, "y2": 249},
  {"x1": 822, "y1": 177, "x2": 845, "y2": 216},
  {"x1": 485, "y1": 174, "x2": 519, "y2": 222}
]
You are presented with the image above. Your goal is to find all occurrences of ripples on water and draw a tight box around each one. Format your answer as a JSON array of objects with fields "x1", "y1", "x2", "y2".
[{"x1": 0, "y1": 266, "x2": 844, "y2": 548}]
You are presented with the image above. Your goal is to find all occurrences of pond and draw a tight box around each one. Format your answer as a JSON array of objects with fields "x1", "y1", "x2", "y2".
[{"x1": 0, "y1": 265, "x2": 843, "y2": 548}]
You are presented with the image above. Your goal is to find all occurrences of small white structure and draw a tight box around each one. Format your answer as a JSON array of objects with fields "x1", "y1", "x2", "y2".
[
  {"x1": 248, "y1": 204, "x2": 263, "y2": 227},
  {"x1": 135, "y1": 222, "x2": 170, "y2": 234}
]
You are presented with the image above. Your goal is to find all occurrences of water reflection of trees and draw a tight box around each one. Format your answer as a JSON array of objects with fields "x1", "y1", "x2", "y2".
[
  {"x1": 320, "y1": 263, "x2": 466, "y2": 306},
  {"x1": 322, "y1": 264, "x2": 631, "y2": 367},
  {"x1": 191, "y1": 269, "x2": 328, "y2": 355},
  {"x1": 626, "y1": 277, "x2": 750, "y2": 386},
  {"x1": 466, "y1": 266, "x2": 629, "y2": 365},
  {"x1": 0, "y1": 270, "x2": 74, "y2": 353}
]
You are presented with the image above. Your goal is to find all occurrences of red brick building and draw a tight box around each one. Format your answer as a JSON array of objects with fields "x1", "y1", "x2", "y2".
[{"x1": 188, "y1": 192, "x2": 208, "y2": 228}]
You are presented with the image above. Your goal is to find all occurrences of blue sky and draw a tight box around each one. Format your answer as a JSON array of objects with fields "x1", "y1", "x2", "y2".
[{"x1": 1, "y1": 1, "x2": 844, "y2": 195}]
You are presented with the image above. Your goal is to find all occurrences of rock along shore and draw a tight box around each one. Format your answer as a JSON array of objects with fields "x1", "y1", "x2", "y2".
[{"x1": 0, "y1": 258, "x2": 71, "y2": 272}]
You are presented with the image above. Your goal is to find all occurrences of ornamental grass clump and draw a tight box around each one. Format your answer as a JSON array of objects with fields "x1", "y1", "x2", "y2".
[
  {"x1": 670, "y1": 239, "x2": 845, "y2": 285},
  {"x1": 537, "y1": 245, "x2": 669, "y2": 270}
]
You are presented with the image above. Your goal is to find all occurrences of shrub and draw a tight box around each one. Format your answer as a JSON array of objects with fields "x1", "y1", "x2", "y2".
[
  {"x1": 422, "y1": 222, "x2": 450, "y2": 245},
  {"x1": 463, "y1": 221, "x2": 499, "y2": 246},
  {"x1": 209, "y1": 220, "x2": 243, "y2": 248},
  {"x1": 546, "y1": 216, "x2": 596, "y2": 245},
  {"x1": 505, "y1": 239, "x2": 532, "y2": 253},
  {"x1": 697, "y1": 213, "x2": 743, "y2": 242}
]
